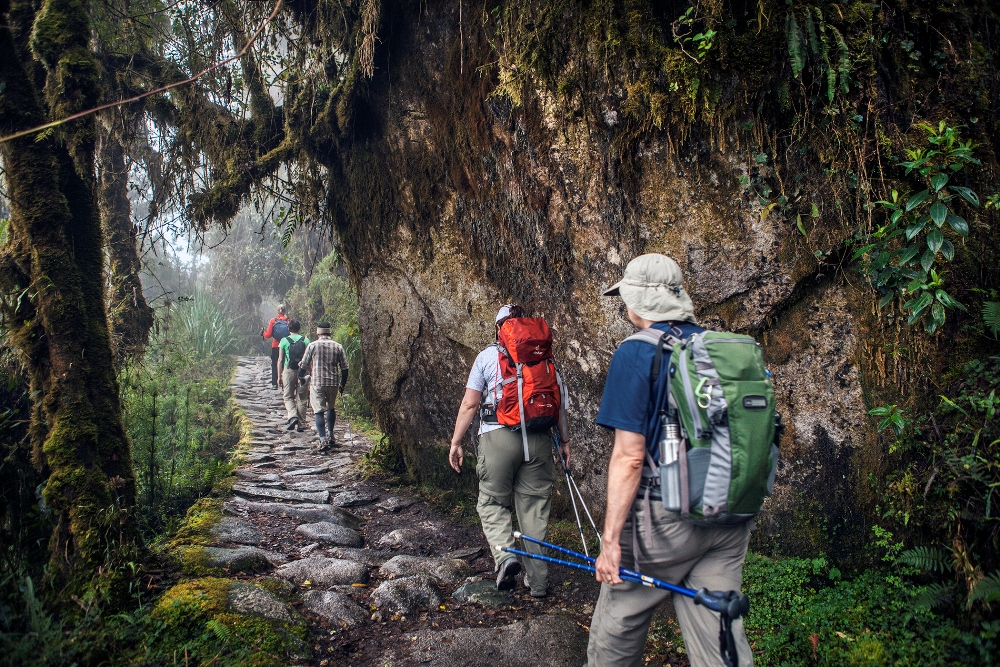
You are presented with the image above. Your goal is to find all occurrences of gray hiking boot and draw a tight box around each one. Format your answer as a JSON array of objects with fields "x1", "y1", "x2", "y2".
[
  {"x1": 286, "y1": 416, "x2": 298, "y2": 431},
  {"x1": 496, "y1": 558, "x2": 521, "y2": 592}
]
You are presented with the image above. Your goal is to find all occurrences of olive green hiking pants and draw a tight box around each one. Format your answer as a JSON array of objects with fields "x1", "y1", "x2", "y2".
[
  {"x1": 476, "y1": 427, "x2": 556, "y2": 594},
  {"x1": 586, "y1": 499, "x2": 753, "y2": 667},
  {"x1": 281, "y1": 368, "x2": 309, "y2": 425}
]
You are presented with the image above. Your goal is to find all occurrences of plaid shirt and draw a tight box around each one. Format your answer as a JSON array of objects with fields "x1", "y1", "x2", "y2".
[{"x1": 300, "y1": 337, "x2": 348, "y2": 386}]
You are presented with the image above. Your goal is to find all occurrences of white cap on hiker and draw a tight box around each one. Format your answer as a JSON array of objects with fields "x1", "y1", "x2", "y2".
[
  {"x1": 603, "y1": 253, "x2": 696, "y2": 323},
  {"x1": 495, "y1": 304, "x2": 521, "y2": 325}
]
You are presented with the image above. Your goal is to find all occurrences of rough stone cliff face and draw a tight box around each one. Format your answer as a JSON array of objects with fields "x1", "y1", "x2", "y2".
[{"x1": 339, "y1": 1, "x2": 869, "y2": 556}]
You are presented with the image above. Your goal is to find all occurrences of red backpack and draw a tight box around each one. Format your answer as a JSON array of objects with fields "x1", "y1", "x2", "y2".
[{"x1": 495, "y1": 317, "x2": 565, "y2": 461}]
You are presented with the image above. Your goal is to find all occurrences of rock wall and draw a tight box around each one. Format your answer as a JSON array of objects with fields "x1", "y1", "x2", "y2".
[{"x1": 338, "y1": 0, "x2": 871, "y2": 556}]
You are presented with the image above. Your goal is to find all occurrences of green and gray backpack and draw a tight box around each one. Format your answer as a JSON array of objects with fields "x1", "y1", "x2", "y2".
[{"x1": 627, "y1": 328, "x2": 782, "y2": 525}]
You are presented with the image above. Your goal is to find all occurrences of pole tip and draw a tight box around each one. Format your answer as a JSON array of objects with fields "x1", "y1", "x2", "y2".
[{"x1": 513, "y1": 531, "x2": 522, "y2": 539}]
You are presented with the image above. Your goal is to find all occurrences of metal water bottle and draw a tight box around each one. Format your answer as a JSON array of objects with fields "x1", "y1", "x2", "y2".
[{"x1": 659, "y1": 413, "x2": 682, "y2": 511}]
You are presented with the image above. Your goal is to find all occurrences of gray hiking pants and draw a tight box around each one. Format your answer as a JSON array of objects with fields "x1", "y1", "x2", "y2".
[
  {"x1": 586, "y1": 499, "x2": 753, "y2": 667},
  {"x1": 476, "y1": 427, "x2": 556, "y2": 594},
  {"x1": 281, "y1": 368, "x2": 309, "y2": 424}
]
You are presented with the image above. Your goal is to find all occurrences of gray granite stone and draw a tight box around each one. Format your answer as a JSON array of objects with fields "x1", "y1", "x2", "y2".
[
  {"x1": 203, "y1": 547, "x2": 271, "y2": 572},
  {"x1": 295, "y1": 522, "x2": 364, "y2": 547},
  {"x1": 377, "y1": 496, "x2": 417, "y2": 512},
  {"x1": 380, "y1": 555, "x2": 472, "y2": 585},
  {"x1": 276, "y1": 557, "x2": 369, "y2": 586},
  {"x1": 331, "y1": 490, "x2": 379, "y2": 507},
  {"x1": 452, "y1": 580, "x2": 515, "y2": 607},
  {"x1": 326, "y1": 547, "x2": 392, "y2": 566},
  {"x1": 232, "y1": 483, "x2": 329, "y2": 504},
  {"x1": 209, "y1": 516, "x2": 262, "y2": 546},
  {"x1": 227, "y1": 582, "x2": 296, "y2": 623},
  {"x1": 224, "y1": 499, "x2": 361, "y2": 528},
  {"x1": 300, "y1": 590, "x2": 368, "y2": 627},
  {"x1": 288, "y1": 479, "x2": 343, "y2": 492},
  {"x1": 371, "y1": 574, "x2": 441, "y2": 615},
  {"x1": 282, "y1": 466, "x2": 331, "y2": 477},
  {"x1": 378, "y1": 528, "x2": 419, "y2": 550}
]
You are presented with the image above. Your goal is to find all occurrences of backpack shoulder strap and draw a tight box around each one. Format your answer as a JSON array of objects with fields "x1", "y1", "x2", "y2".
[{"x1": 621, "y1": 327, "x2": 664, "y2": 346}]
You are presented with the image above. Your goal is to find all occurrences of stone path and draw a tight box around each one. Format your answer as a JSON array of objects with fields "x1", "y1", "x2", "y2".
[{"x1": 218, "y1": 357, "x2": 594, "y2": 666}]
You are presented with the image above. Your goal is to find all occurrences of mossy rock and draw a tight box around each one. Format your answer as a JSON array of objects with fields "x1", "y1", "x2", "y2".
[
  {"x1": 168, "y1": 497, "x2": 224, "y2": 549},
  {"x1": 145, "y1": 577, "x2": 309, "y2": 666}
]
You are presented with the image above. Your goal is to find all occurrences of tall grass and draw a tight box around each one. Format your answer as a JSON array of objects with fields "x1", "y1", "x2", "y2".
[{"x1": 172, "y1": 291, "x2": 244, "y2": 359}]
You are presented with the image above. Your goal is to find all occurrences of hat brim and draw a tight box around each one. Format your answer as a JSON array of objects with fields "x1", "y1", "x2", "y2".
[{"x1": 602, "y1": 281, "x2": 623, "y2": 297}]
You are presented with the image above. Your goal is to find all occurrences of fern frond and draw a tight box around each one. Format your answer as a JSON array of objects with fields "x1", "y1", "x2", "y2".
[
  {"x1": 983, "y1": 301, "x2": 1000, "y2": 338},
  {"x1": 910, "y1": 581, "x2": 954, "y2": 612},
  {"x1": 969, "y1": 571, "x2": 1000, "y2": 604},
  {"x1": 786, "y1": 14, "x2": 805, "y2": 78},
  {"x1": 206, "y1": 618, "x2": 235, "y2": 642},
  {"x1": 805, "y1": 8, "x2": 820, "y2": 56},
  {"x1": 899, "y1": 546, "x2": 952, "y2": 573}
]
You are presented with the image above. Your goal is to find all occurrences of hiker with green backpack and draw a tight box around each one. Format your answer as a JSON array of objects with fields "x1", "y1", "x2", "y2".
[
  {"x1": 586, "y1": 253, "x2": 781, "y2": 667},
  {"x1": 277, "y1": 319, "x2": 310, "y2": 431}
]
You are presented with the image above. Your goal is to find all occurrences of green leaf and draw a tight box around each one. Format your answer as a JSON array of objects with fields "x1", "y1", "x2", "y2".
[
  {"x1": 811, "y1": 202, "x2": 820, "y2": 217},
  {"x1": 931, "y1": 172, "x2": 949, "y2": 191},
  {"x1": 920, "y1": 248, "x2": 935, "y2": 273},
  {"x1": 949, "y1": 186, "x2": 980, "y2": 207},
  {"x1": 905, "y1": 291, "x2": 933, "y2": 316},
  {"x1": 941, "y1": 239, "x2": 955, "y2": 261},
  {"x1": 905, "y1": 216, "x2": 927, "y2": 240},
  {"x1": 946, "y1": 212, "x2": 969, "y2": 236},
  {"x1": 891, "y1": 209, "x2": 904, "y2": 224},
  {"x1": 877, "y1": 292, "x2": 895, "y2": 310},
  {"x1": 929, "y1": 201, "x2": 947, "y2": 227},
  {"x1": 899, "y1": 244, "x2": 921, "y2": 265},
  {"x1": 930, "y1": 302, "x2": 946, "y2": 329},
  {"x1": 905, "y1": 189, "x2": 931, "y2": 212},
  {"x1": 926, "y1": 228, "x2": 944, "y2": 252},
  {"x1": 796, "y1": 214, "x2": 807, "y2": 236}
]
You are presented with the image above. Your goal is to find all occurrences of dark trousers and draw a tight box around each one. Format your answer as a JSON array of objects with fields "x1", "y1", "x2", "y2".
[{"x1": 270, "y1": 347, "x2": 279, "y2": 385}]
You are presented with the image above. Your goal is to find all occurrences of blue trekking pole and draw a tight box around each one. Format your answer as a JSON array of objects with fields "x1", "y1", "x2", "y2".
[{"x1": 501, "y1": 533, "x2": 750, "y2": 667}]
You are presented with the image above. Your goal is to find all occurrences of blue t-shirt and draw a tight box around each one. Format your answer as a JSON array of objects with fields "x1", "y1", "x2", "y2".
[{"x1": 596, "y1": 321, "x2": 704, "y2": 462}]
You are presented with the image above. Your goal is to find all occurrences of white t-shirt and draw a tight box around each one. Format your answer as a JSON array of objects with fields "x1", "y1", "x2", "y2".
[{"x1": 466, "y1": 344, "x2": 505, "y2": 435}]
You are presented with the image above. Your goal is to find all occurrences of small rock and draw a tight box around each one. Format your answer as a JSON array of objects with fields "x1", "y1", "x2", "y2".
[
  {"x1": 228, "y1": 582, "x2": 296, "y2": 623},
  {"x1": 276, "y1": 557, "x2": 369, "y2": 586},
  {"x1": 327, "y1": 547, "x2": 392, "y2": 566},
  {"x1": 203, "y1": 547, "x2": 271, "y2": 572},
  {"x1": 372, "y1": 575, "x2": 442, "y2": 615},
  {"x1": 445, "y1": 547, "x2": 483, "y2": 561},
  {"x1": 378, "y1": 528, "x2": 419, "y2": 550},
  {"x1": 301, "y1": 590, "x2": 368, "y2": 627},
  {"x1": 380, "y1": 555, "x2": 471, "y2": 585},
  {"x1": 300, "y1": 543, "x2": 320, "y2": 555},
  {"x1": 296, "y1": 522, "x2": 364, "y2": 547},
  {"x1": 209, "y1": 516, "x2": 262, "y2": 546},
  {"x1": 247, "y1": 454, "x2": 275, "y2": 463},
  {"x1": 332, "y1": 490, "x2": 379, "y2": 507},
  {"x1": 289, "y1": 479, "x2": 343, "y2": 492},
  {"x1": 251, "y1": 462, "x2": 278, "y2": 470},
  {"x1": 378, "y1": 496, "x2": 417, "y2": 513},
  {"x1": 283, "y1": 466, "x2": 331, "y2": 477},
  {"x1": 452, "y1": 580, "x2": 515, "y2": 608},
  {"x1": 232, "y1": 483, "x2": 329, "y2": 504}
]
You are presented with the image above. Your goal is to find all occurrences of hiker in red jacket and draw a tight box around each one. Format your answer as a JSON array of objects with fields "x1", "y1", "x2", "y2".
[{"x1": 262, "y1": 304, "x2": 289, "y2": 389}]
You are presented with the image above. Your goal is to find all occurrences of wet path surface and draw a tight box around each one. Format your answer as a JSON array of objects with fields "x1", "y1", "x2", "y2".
[{"x1": 222, "y1": 356, "x2": 595, "y2": 666}]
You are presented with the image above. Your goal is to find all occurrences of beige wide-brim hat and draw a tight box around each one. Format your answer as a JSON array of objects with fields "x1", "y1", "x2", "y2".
[{"x1": 603, "y1": 253, "x2": 696, "y2": 323}]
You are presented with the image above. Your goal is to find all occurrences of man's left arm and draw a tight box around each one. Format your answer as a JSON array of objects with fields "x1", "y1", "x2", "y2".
[
  {"x1": 594, "y1": 429, "x2": 647, "y2": 584},
  {"x1": 339, "y1": 346, "x2": 349, "y2": 390}
]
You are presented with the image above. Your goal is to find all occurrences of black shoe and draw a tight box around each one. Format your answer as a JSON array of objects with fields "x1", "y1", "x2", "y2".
[
  {"x1": 496, "y1": 558, "x2": 521, "y2": 591},
  {"x1": 286, "y1": 417, "x2": 298, "y2": 431}
]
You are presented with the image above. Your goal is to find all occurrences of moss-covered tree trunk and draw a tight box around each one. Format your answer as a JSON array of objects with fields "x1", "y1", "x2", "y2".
[
  {"x1": 97, "y1": 114, "x2": 154, "y2": 362},
  {"x1": 0, "y1": 0, "x2": 137, "y2": 604}
]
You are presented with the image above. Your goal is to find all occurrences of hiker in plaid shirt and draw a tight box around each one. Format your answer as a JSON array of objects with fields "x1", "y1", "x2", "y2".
[{"x1": 298, "y1": 322, "x2": 349, "y2": 450}]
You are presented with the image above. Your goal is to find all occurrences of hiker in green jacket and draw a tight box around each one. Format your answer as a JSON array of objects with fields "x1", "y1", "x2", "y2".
[{"x1": 277, "y1": 319, "x2": 310, "y2": 432}]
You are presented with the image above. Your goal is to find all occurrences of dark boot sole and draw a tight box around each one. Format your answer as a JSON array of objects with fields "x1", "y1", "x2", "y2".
[{"x1": 496, "y1": 560, "x2": 521, "y2": 591}]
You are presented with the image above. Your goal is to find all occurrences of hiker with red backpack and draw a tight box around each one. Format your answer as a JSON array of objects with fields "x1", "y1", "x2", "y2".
[
  {"x1": 449, "y1": 304, "x2": 570, "y2": 596},
  {"x1": 262, "y1": 304, "x2": 290, "y2": 389},
  {"x1": 586, "y1": 253, "x2": 779, "y2": 667},
  {"x1": 276, "y1": 319, "x2": 310, "y2": 431}
]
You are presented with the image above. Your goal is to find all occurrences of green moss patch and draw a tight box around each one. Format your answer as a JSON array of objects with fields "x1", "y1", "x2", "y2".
[{"x1": 138, "y1": 577, "x2": 308, "y2": 667}]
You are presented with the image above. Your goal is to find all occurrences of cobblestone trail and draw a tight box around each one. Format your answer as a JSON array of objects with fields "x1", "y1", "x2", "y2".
[{"x1": 221, "y1": 357, "x2": 595, "y2": 666}]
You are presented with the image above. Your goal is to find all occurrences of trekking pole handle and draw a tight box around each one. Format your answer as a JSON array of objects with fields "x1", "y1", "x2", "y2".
[{"x1": 693, "y1": 588, "x2": 751, "y2": 619}]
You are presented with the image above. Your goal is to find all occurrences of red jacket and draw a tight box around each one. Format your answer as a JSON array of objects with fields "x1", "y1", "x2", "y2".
[{"x1": 263, "y1": 314, "x2": 289, "y2": 349}]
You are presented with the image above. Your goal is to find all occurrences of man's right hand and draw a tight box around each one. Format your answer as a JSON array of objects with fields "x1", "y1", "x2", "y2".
[
  {"x1": 595, "y1": 541, "x2": 623, "y2": 585},
  {"x1": 448, "y1": 442, "x2": 464, "y2": 473}
]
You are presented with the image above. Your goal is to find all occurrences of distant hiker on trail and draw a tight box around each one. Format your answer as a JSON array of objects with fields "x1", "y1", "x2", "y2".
[
  {"x1": 586, "y1": 253, "x2": 775, "y2": 667},
  {"x1": 449, "y1": 304, "x2": 571, "y2": 597},
  {"x1": 262, "y1": 304, "x2": 290, "y2": 389},
  {"x1": 298, "y1": 322, "x2": 349, "y2": 451},
  {"x1": 277, "y1": 319, "x2": 310, "y2": 432}
]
